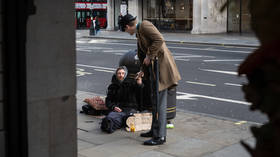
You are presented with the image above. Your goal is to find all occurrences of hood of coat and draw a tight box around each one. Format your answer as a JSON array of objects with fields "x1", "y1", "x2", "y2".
[{"x1": 112, "y1": 66, "x2": 128, "y2": 83}]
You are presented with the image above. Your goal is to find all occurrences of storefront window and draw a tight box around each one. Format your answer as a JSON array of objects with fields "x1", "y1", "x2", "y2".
[
  {"x1": 144, "y1": 0, "x2": 193, "y2": 32},
  {"x1": 145, "y1": 0, "x2": 160, "y2": 26},
  {"x1": 75, "y1": 0, "x2": 108, "y2": 29}
]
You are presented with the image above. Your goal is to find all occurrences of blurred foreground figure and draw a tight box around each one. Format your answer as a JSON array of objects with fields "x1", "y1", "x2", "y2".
[{"x1": 227, "y1": 0, "x2": 280, "y2": 156}]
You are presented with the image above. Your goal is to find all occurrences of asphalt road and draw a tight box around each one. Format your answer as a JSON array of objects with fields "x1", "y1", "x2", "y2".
[{"x1": 76, "y1": 37, "x2": 267, "y2": 124}]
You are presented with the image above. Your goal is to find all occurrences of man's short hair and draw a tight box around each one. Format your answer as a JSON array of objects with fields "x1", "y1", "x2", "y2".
[{"x1": 118, "y1": 14, "x2": 137, "y2": 32}]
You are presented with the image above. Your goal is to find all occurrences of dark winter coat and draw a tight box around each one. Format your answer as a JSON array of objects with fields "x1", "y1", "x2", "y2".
[
  {"x1": 105, "y1": 75, "x2": 143, "y2": 112},
  {"x1": 95, "y1": 18, "x2": 100, "y2": 30}
]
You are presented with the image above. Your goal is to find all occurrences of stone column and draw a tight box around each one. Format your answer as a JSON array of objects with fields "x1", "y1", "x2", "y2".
[
  {"x1": 128, "y1": 0, "x2": 140, "y2": 21},
  {"x1": 137, "y1": 0, "x2": 143, "y2": 21},
  {"x1": 26, "y1": 0, "x2": 77, "y2": 157},
  {"x1": 206, "y1": 0, "x2": 227, "y2": 33},
  {"x1": 201, "y1": 0, "x2": 208, "y2": 32},
  {"x1": 192, "y1": 0, "x2": 227, "y2": 34},
  {"x1": 191, "y1": 0, "x2": 202, "y2": 34},
  {"x1": 106, "y1": 0, "x2": 114, "y2": 30}
]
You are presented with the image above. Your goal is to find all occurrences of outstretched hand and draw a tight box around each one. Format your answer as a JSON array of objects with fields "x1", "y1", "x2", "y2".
[{"x1": 135, "y1": 71, "x2": 144, "y2": 85}]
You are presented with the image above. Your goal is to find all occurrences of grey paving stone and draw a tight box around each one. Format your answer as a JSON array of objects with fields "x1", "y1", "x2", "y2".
[
  {"x1": 78, "y1": 130, "x2": 124, "y2": 146},
  {"x1": 78, "y1": 139, "x2": 97, "y2": 151},
  {"x1": 77, "y1": 113, "x2": 103, "y2": 131},
  {"x1": 170, "y1": 112, "x2": 252, "y2": 146},
  {"x1": 79, "y1": 138, "x2": 156, "y2": 157},
  {"x1": 202, "y1": 138, "x2": 255, "y2": 157},
  {"x1": 78, "y1": 153, "x2": 87, "y2": 157},
  {"x1": 132, "y1": 150, "x2": 175, "y2": 157},
  {"x1": 158, "y1": 137, "x2": 222, "y2": 157},
  {"x1": 197, "y1": 127, "x2": 252, "y2": 146}
]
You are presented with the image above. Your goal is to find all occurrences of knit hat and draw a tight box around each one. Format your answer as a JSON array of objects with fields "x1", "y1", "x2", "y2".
[{"x1": 118, "y1": 14, "x2": 137, "y2": 32}]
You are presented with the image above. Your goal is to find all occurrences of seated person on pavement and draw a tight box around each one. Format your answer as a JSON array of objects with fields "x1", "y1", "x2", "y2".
[{"x1": 101, "y1": 66, "x2": 144, "y2": 133}]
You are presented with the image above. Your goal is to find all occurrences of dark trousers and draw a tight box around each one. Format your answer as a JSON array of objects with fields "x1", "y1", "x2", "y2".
[
  {"x1": 151, "y1": 89, "x2": 167, "y2": 138},
  {"x1": 101, "y1": 108, "x2": 137, "y2": 133}
]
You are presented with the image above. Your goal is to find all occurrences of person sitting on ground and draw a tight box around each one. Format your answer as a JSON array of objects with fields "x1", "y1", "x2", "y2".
[{"x1": 101, "y1": 66, "x2": 144, "y2": 133}]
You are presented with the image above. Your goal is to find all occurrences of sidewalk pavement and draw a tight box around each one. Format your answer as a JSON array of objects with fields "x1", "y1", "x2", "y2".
[
  {"x1": 76, "y1": 29, "x2": 260, "y2": 47},
  {"x1": 77, "y1": 90, "x2": 257, "y2": 157}
]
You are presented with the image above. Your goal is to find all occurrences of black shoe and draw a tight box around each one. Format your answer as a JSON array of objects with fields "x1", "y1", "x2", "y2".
[
  {"x1": 143, "y1": 137, "x2": 166, "y2": 146},
  {"x1": 140, "y1": 131, "x2": 153, "y2": 137}
]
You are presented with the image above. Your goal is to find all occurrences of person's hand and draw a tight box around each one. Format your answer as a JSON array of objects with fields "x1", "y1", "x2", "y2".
[
  {"x1": 136, "y1": 76, "x2": 142, "y2": 85},
  {"x1": 114, "y1": 107, "x2": 122, "y2": 112},
  {"x1": 143, "y1": 56, "x2": 151, "y2": 66},
  {"x1": 135, "y1": 71, "x2": 144, "y2": 79},
  {"x1": 135, "y1": 71, "x2": 144, "y2": 85}
]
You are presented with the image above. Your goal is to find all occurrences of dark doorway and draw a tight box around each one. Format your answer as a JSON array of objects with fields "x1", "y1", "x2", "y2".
[{"x1": 227, "y1": 0, "x2": 252, "y2": 33}]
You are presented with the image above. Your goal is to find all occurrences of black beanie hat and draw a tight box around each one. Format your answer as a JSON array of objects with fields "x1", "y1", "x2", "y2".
[{"x1": 118, "y1": 14, "x2": 137, "y2": 32}]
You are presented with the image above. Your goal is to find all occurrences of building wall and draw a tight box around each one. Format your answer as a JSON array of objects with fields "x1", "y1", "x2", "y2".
[
  {"x1": 0, "y1": 0, "x2": 5, "y2": 155},
  {"x1": 107, "y1": 0, "x2": 124, "y2": 31},
  {"x1": 191, "y1": 0, "x2": 202, "y2": 33},
  {"x1": 128, "y1": 0, "x2": 142, "y2": 22},
  {"x1": 107, "y1": 0, "x2": 142, "y2": 31},
  {"x1": 26, "y1": 0, "x2": 77, "y2": 157},
  {"x1": 206, "y1": 0, "x2": 227, "y2": 33},
  {"x1": 192, "y1": 0, "x2": 227, "y2": 34}
]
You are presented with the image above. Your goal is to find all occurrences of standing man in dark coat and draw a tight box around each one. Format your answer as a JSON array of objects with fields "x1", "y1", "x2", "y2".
[
  {"x1": 119, "y1": 14, "x2": 181, "y2": 145},
  {"x1": 118, "y1": 14, "x2": 123, "y2": 31}
]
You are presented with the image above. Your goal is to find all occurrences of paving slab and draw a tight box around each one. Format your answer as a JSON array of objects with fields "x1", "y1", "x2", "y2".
[
  {"x1": 78, "y1": 129, "x2": 124, "y2": 146},
  {"x1": 158, "y1": 137, "x2": 222, "y2": 157},
  {"x1": 79, "y1": 138, "x2": 156, "y2": 157},
  {"x1": 202, "y1": 138, "x2": 255, "y2": 157},
  {"x1": 78, "y1": 139, "x2": 97, "y2": 151},
  {"x1": 198, "y1": 125, "x2": 251, "y2": 146},
  {"x1": 132, "y1": 150, "x2": 175, "y2": 157},
  {"x1": 78, "y1": 153, "x2": 87, "y2": 157},
  {"x1": 169, "y1": 111, "x2": 252, "y2": 147},
  {"x1": 78, "y1": 113, "x2": 104, "y2": 131}
]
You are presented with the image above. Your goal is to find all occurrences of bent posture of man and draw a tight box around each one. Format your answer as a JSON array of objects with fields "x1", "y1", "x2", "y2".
[{"x1": 119, "y1": 14, "x2": 181, "y2": 145}]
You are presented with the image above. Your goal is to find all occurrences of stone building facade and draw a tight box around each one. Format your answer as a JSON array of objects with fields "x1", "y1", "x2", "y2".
[{"x1": 106, "y1": 0, "x2": 251, "y2": 34}]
